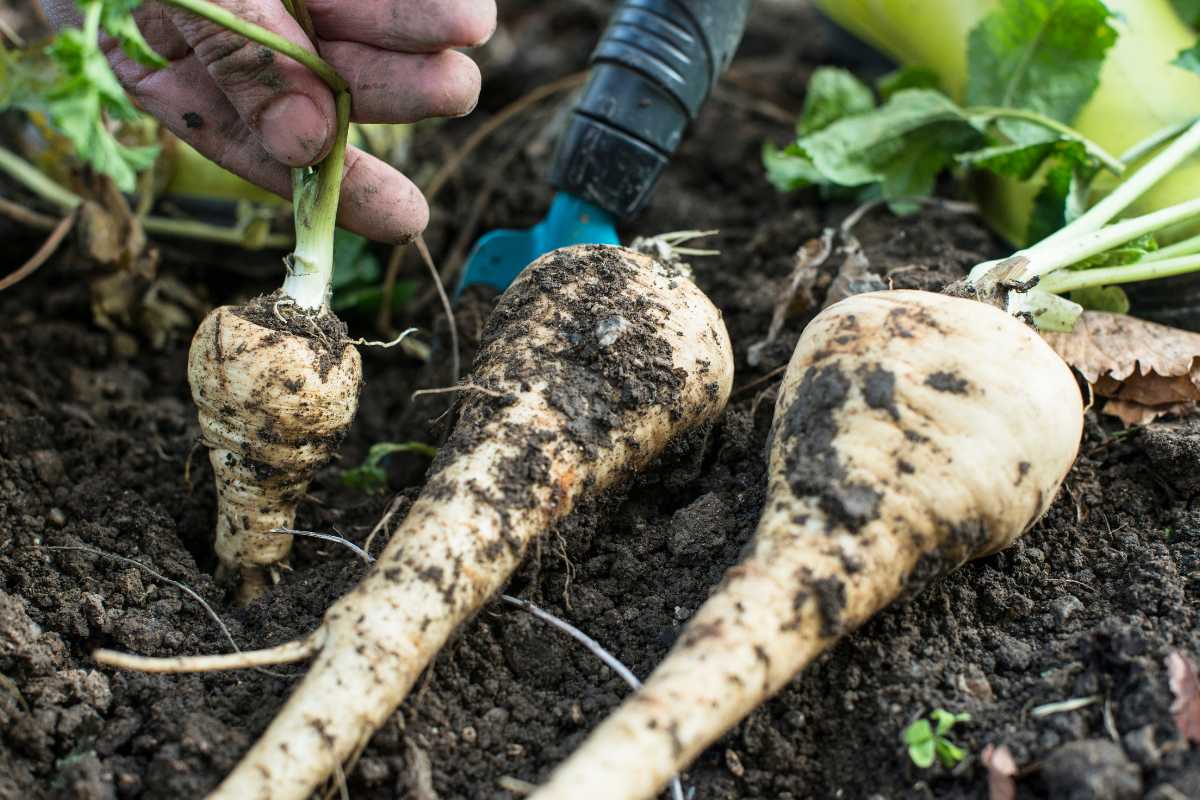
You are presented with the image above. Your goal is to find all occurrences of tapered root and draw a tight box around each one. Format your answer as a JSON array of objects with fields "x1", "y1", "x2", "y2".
[
  {"x1": 181, "y1": 245, "x2": 736, "y2": 800},
  {"x1": 529, "y1": 290, "x2": 1083, "y2": 800},
  {"x1": 92, "y1": 630, "x2": 323, "y2": 673},
  {"x1": 188, "y1": 303, "x2": 362, "y2": 601}
]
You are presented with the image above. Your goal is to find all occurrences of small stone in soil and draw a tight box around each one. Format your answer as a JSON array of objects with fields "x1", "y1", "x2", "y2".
[
  {"x1": 1122, "y1": 725, "x2": 1160, "y2": 767},
  {"x1": 1041, "y1": 739, "x2": 1142, "y2": 800},
  {"x1": 667, "y1": 492, "x2": 729, "y2": 557},
  {"x1": 1049, "y1": 594, "x2": 1085, "y2": 627}
]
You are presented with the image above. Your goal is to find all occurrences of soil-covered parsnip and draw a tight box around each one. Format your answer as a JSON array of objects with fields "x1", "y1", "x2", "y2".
[
  {"x1": 13, "y1": 0, "x2": 360, "y2": 598},
  {"x1": 528, "y1": 289, "x2": 1083, "y2": 800},
  {"x1": 127, "y1": 0, "x2": 360, "y2": 599},
  {"x1": 97, "y1": 244, "x2": 734, "y2": 800},
  {"x1": 189, "y1": 301, "x2": 360, "y2": 599}
]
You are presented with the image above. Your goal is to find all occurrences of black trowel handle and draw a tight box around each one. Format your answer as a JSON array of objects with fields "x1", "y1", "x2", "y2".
[{"x1": 549, "y1": 0, "x2": 753, "y2": 220}]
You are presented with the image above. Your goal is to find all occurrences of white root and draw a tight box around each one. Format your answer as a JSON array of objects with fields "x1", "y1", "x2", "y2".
[
  {"x1": 103, "y1": 245, "x2": 734, "y2": 800},
  {"x1": 528, "y1": 289, "x2": 1084, "y2": 800},
  {"x1": 94, "y1": 633, "x2": 323, "y2": 673},
  {"x1": 188, "y1": 305, "x2": 362, "y2": 601}
]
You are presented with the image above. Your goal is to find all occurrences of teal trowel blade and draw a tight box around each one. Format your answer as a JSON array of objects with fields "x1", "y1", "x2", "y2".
[{"x1": 455, "y1": 192, "x2": 620, "y2": 297}]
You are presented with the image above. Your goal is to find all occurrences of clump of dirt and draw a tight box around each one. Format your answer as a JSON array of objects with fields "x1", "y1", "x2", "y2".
[
  {"x1": 233, "y1": 291, "x2": 351, "y2": 378},
  {"x1": 1, "y1": 2, "x2": 1199, "y2": 800}
]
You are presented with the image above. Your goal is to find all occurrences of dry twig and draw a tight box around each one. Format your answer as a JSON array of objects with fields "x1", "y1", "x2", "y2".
[{"x1": 0, "y1": 211, "x2": 76, "y2": 292}]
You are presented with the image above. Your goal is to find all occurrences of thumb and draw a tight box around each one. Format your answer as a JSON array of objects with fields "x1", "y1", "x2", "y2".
[{"x1": 165, "y1": 0, "x2": 334, "y2": 167}]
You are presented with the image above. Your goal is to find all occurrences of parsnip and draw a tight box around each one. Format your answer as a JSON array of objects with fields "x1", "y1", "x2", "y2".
[
  {"x1": 96, "y1": 244, "x2": 734, "y2": 800},
  {"x1": 528, "y1": 289, "x2": 1083, "y2": 800},
  {"x1": 189, "y1": 303, "x2": 361, "y2": 600}
]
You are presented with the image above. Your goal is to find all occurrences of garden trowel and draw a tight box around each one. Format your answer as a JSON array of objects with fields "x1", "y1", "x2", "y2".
[{"x1": 455, "y1": 0, "x2": 752, "y2": 296}]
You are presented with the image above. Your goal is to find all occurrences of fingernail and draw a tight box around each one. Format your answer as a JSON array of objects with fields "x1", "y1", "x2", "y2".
[{"x1": 257, "y1": 94, "x2": 331, "y2": 166}]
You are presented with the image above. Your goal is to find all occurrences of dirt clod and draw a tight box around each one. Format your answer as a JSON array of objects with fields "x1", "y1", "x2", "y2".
[{"x1": 1040, "y1": 739, "x2": 1143, "y2": 800}]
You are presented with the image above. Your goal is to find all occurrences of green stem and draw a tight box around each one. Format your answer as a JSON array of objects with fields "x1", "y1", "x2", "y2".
[
  {"x1": 1039, "y1": 253, "x2": 1200, "y2": 294},
  {"x1": 1142, "y1": 231, "x2": 1200, "y2": 262},
  {"x1": 1028, "y1": 197, "x2": 1200, "y2": 278},
  {"x1": 1033, "y1": 117, "x2": 1200, "y2": 251},
  {"x1": 966, "y1": 106, "x2": 1125, "y2": 174},
  {"x1": 143, "y1": 216, "x2": 293, "y2": 249},
  {"x1": 157, "y1": 0, "x2": 346, "y2": 92},
  {"x1": 1118, "y1": 117, "x2": 1199, "y2": 165},
  {"x1": 281, "y1": 0, "x2": 318, "y2": 44},
  {"x1": 280, "y1": 91, "x2": 350, "y2": 310},
  {"x1": 83, "y1": 1, "x2": 101, "y2": 43},
  {"x1": 0, "y1": 146, "x2": 292, "y2": 249},
  {"x1": 0, "y1": 147, "x2": 82, "y2": 211}
]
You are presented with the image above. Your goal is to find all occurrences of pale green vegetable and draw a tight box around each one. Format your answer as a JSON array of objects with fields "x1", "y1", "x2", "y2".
[{"x1": 815, "y1": 0, "x2": 1200, "y2": 245}]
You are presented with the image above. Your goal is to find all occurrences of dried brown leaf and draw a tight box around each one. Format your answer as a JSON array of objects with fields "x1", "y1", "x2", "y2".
[
  {"x1": 1042, "y1": 312, "x2": 1200, "y2": 425},
  {"x1": 982, "y1": 743, "x2": 1017, "y2": 800},
  {"x1": 1103, "y1": 399, "x2": 1196, "y2": 427},
  {"x1": 822, "y1": 232, "x2": 885, "y2": 309},
  {"x1": 1166, "y1": 650, "x2": 1200, "y2": 745},
  {"x1": 1043, "y1": 311, "x2": 1200, "y2": 383},
  {"x1": 1093, "y1": 374, "x2": 1199, "y2": 406},
  {"x1": 747, "y1": 230, "x2": 834, "y2": 367}
]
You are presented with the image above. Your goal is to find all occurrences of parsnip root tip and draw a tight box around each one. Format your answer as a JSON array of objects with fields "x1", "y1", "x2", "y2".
[{"x1": 92, "y1": 630, "x2": 324, "y2": 674}]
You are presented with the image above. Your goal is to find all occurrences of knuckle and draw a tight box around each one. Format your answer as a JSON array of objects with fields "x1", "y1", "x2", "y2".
[
  {"x1": 342, "y1": 151, "x2": 428, "y2": 242},
  {"x1": 190, "y1": 25, "x2": 278, "y2": 90}
]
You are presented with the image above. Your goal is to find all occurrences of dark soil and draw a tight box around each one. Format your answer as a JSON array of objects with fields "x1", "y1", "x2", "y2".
[{"x1": 2, "y1": 2, "x2": 1199, "y2": 799}]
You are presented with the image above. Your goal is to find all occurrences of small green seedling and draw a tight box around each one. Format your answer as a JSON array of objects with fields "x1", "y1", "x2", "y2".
[
  {"x1": 903, "y1": 709, "x2": 971, "y2": 769},
  {"x1": 341, "y1": 441, "x2": 438, "y2": 493}
]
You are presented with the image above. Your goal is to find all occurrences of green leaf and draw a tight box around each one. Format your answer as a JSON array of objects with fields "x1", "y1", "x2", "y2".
[
  {"x1": 797, "y1": 67, "x2": 875, "y2": 135},
  {"x1": 341, "y1": 441, "x2": 437, "y2": 493},
  {"x1": 903, "y1": 718, "x2": 933, "y2": 746},
  {"x1": 96, "y1": 0, "x2": 168, "y2": 67},
  {"x1": 330, "y1": 282, "x2": 417, "y2": 314},
  {"x1": 762, "y1": 141, "x2": 821, "y2": 192},
  {"x1": 908, "y1": 739, "x2": 936, "y2": 769},
  {"x1": 956, "y1": 138, "x2": 1087, "y2": 181},
  {"x1": 931, "y1": 709, "x2": 970, "y2": 735},
  {"x1": 903, "y1": 718, "x2": 936, "y2": 769},
  {"x1": 934, "y1": 739, "x2": 967, "y2": 768},
  {"x1": 29, "y1": 3, "x2": 164, "y2": 191},
  {"x1": 0, "y1": 47, "x2": 58, "y2": 110},
  {"x1": 878, "y1": 121, "x2": 979, "y2": 201},
  {"x1": 765, "y1": 89, "x2": 986, "y2": 202},
  {"x1": 1173, "y1": 0, "x2": 1200, "y2": 27},
  {"x1": 339, "y1": 464, "x2": 389, "y2": 493},
  {"x1": 331, "y1": 228, "x2": 381, "y2": 290},
  {"x1": 966, "y1": 0, "x2": 1118, "y2": 129},
  {"x1": 877, "y1": 66, "x2": 942, "y2": 102},
  {"x1": 1027, "y1": 155, "x2": 1099, "y2": 244},
  {"x1": 800, "y1": 90, "x2": 974, "y2": 186},
  {"x1": 1069, "y1": 284, "x2": 1131, "y2": 313},
  {"x1": 1068, "y1": 233, "x2": 1157, "y2": 270},
  {"x1": 1173, "y1": 40, "x2": 1200, "y2": 75},
  {"x1": 792, "y1": 89, "x2": 984, "y2": 192}
]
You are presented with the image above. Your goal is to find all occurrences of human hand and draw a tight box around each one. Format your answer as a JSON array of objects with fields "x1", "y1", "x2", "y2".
[{"x1": 40, "y1": 0, "x2": 496, "y2": 243}]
